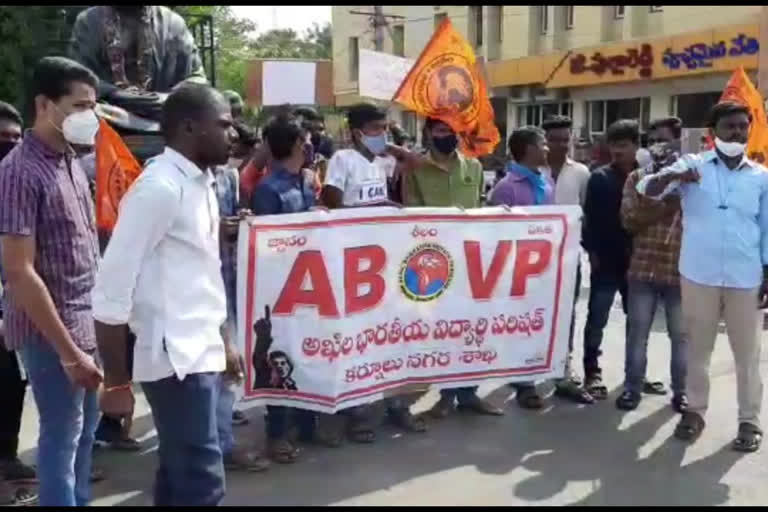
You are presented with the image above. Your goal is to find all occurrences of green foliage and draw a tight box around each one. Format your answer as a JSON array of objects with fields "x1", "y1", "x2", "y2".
[
  {"x1": 0, "y1": 6, "x2": 87, "y2": 116},
  {"x1": 0, "y1": 5, "x2": 332, "y2": 123}
]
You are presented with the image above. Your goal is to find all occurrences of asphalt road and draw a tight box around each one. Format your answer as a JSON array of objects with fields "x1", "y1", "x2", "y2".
[{"x1": 16, "y1": 278, "x2": 768, "y2": 506}]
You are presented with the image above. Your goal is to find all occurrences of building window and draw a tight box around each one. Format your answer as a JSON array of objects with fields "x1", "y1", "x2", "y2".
[
  {"x1": 674, "y1": 92, "x2": 721, "y2": 127},
  {"x1": 401, "y1": 111, "x2": 417, "y2": 139},
  {"x1": 349, "y1": 37, "x2": 359, "y2": 81},
  {"x1": 434, "y1": 12, "x2": 447, "y2": 29},
  {"x1": 516, "y1": 102, "x2": 572, "y2": 128},
  {"x1": 615, "y1": 5, "x2": 625, "y2": 19},
  {"x1": 392, "y1": 25, "x2": 405, "y2": 57},
  {"x1": 565, "y1": 5, "x2": 574, "y2": 30},
  {"x1": 540, "y1": 6, "x2": 549, "y2": 34},
  {"x1": 586, "y1": 97, "x2": 650, "y2": 138},
  {"x1": 650, "y1": 6, "x2": 663, "y2": 12}
]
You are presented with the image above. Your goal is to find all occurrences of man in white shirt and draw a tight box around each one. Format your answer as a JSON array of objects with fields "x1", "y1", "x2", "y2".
[
  {"x1": 321, "y1": 102, "x2": 397, "y2": 209},
  {"x1": 92, "y1": 85, "x2": 238, "y2": 505},
  {"x1": 536, "y1": 116, "x2": 595, "y2": 406}
]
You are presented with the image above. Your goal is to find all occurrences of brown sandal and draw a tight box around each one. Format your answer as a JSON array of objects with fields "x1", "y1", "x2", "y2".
[
  {"x1": 267, "y1": 439, "x2": 299, "y2": 464},
  {"x1": 389, "y1": 408, "x2": 428, "y2": 433}
]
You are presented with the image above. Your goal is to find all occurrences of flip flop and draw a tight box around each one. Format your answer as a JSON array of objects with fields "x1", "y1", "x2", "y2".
[{"x1": 643, "y1": 380, "x2": 667, "y2": 396}]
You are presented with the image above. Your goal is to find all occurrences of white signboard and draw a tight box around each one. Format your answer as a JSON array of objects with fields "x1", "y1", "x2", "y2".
[
  {"x1": 358, "y1": 49, "x2": 416, "y2": 101},
  {"x1": 262, "y1": 60, "x2": 317, "y2": 106},
  {"x1": 237, "y1": 206, "x2": 581, "y2": 413}
]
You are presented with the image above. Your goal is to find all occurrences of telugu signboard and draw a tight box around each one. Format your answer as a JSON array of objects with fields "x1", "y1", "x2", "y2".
[{"x1": 236, "y1": 206, "x2": 581, "y2": 413}]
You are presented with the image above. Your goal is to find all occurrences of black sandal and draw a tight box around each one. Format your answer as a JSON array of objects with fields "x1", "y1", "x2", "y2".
[
  {"x1": 732, "y1": 422, "x2": 763, "y2": 453},
  {"x1": 643, "y1": 380, "x2": 667, "y2": 396},
  {"x1": 584, "y1": 374, "x2": 608, "y2": 401},
  {"x1": 555, "y1": 379, "x2": 595, "y2": 404},
  {"x1": 674, "y1": 411, "x2": 706, "y2": 442},
  {"x1": 615, "y1": 390, "x2": 642, "y2": 411}
]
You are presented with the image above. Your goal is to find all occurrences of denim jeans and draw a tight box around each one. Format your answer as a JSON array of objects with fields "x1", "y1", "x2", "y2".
[
  {"x1": 440, "y1": 387, "x2": 478, "y2": 405},
  {"x1": 217, "y1": 380, "x2": 236, "y2": 457},
  {"x1": 624, "y1": 279, "x2": 687, "y2": 395},
  {"x1": 583, "y1": 271, "x2": 628, "y2": 377},
  {"x1": 142, "y1": 373, "x2": 225, "y2": 506},
  {"x1": 20, "y1": 339, "x2": 99, "y2": 506}
]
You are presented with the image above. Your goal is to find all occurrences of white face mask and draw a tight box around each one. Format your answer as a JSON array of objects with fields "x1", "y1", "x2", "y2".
[
  {"x1": 714, "y1": 137, "x2": 746, "y2": 158},
  {"x1": 635, "y1": 148, "x2": 653, "y2": 169},
  {"x1": 61, "y1": 109, "x2": 100, "y2": 146}
]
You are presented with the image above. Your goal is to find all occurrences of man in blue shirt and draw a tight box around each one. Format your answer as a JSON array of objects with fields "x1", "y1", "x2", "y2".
[
  {"x1": 638, "y1": 101, "x2": 768, "y2": 453},
  {"x1": 251, "y1": 114, "x2": 317, "y2": 464}
]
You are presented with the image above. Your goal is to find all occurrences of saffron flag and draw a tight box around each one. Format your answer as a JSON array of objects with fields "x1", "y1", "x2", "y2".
[
  {"x1": 719, "y1": 66, "x2": 768, "y2": 165},
  {"x1": 94, "y1": 119, "x2": 143, "y2": 231},
  {"x1": 392, "y1": 18, "x2": 500, "y2": 157}
]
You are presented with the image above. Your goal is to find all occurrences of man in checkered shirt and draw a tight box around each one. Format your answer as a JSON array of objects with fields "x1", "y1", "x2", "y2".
[{"x1": 617, "y1": 117, "x2": 688, "y2": 413}]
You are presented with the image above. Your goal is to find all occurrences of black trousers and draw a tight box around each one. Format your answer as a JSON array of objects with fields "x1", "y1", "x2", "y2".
[{"x1": 0, "y1": 341, "x2": 26, "y2": 460}]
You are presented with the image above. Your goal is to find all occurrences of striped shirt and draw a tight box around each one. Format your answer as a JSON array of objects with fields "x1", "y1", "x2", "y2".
[{"x1": 0, "y1": 130, "x2": 99, "y2": 350}]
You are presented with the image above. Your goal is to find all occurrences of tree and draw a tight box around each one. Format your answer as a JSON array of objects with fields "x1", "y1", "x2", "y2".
[{"x1": 0, "y1": 6, "x2": 87, "y2": 115}]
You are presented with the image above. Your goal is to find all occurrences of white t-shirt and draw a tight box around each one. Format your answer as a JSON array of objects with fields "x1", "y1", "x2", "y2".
[{"x1": 324, "y1": 149, "x2": 393, "y2": 206}]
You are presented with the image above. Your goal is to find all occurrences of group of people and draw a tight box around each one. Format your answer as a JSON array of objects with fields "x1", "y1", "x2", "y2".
[{"x1": 0, "y1": 46, "x2": 767, "y2": 506}]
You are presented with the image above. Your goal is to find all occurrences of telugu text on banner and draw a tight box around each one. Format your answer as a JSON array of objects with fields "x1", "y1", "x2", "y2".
[{"x1": 236, "y1": 206, "x2": 581, "y2": 413}]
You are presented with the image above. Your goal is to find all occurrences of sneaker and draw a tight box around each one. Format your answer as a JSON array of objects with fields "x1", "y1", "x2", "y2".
[{"x1": 0, "y1": 481, "x2": 37, "y2": 506}]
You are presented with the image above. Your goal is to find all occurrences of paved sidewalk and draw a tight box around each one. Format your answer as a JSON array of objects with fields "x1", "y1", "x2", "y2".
[{"x1": 15, "y1": 290, "x2": 768, "y2": 506}]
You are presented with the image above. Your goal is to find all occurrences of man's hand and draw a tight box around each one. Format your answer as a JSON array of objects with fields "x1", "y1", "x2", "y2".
[
  {"x1": 675, "y1": 168, "x2": 701, "y2": 184},
  {"x1": 62, "y1": 350, "x2": 103, "y2": 390},
  {"x1": 760, "y1": 277, "x2": 768, "y2": 309},
  {"x1": 224, "y1": 344, "x2": 245, "y2": 384},
  {"x1": 100, "y1": 386, "x2": 135, "y2": 419}
]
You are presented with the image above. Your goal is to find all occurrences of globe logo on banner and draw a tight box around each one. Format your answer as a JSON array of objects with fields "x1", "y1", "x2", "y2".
[{"x1": 399, "y1": 243, "x2": 454, "y2": 302}]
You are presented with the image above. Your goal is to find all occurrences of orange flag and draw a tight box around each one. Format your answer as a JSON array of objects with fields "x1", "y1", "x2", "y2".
[
  {"x1": 392, "y1": 18, "x2": 500, "y2": 157},
  {"x1": 719, "y1": 66, "x2": 768, "y2": 165},
  {"x1": 94, "y1": 119, "x2": 143, "y2": 231}
]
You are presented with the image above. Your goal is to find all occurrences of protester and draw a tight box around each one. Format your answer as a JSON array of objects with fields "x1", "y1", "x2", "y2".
[
  {"x1": 213, "y1": 124, "x2": 269, "y2": 472},
  {"x1": 0, "y1": 56, "x2": 103, "y2": 507},
  {"x1": 321, "y1": 103, "x2": 421, "y2": 442},
  {"x1": 540, "y1": 116, "x2": 594, "y2": 405},
  {"x1": 637, "y1": 101, "x2": 768, "y2": 452},
  {"x1": 618, "y1": 117, "x2": 688, "y2": 412},
  {"x1": 92, "y1": 84, "x2": 236, "y2": 505},
  {"x1": 0, "y1": 103, "x2": 38, "y2": 506},
  {"x1": 294, "y1": 106, "x2": 334, "y2": 159},
  {"x1": 581, "y1": 119, "x2": 638, "y2": 400},
  {"x1": 249, "y1": 114, "x2": 322, "y2": 460},
  {"x1": 488, "y1": 126, "x2": 553, "y2": 409},
  {"x1": 588, "y1": 135, "x2": 611, "y2": 171},
  {"x1": 403, "y1": 117, "x2": 504, "y2": 418},
  {"x1": 223, "y1": 90, "x2": 245, "y2": 121}
]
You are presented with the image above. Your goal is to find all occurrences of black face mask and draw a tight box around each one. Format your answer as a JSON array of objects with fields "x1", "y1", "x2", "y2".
[
  {"x1": 310, "y1": 132, "x2": 321, "y2": 148},
  {"x1": 432, "y1": 134, "x2": 458, "y2": 155},
  {"x1": 0, "y1": 141, "x2": 17, "y2": 162}
]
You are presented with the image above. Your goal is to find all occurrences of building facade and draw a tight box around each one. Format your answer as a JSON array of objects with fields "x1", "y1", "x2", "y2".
[{"x1": 332, "y1": 5, "x2": 761, "y2": 151}]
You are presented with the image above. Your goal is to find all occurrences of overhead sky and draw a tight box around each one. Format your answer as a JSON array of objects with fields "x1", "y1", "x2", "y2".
[{"x1": 231, "y1": 5, "x2": 332, "y2": 36}]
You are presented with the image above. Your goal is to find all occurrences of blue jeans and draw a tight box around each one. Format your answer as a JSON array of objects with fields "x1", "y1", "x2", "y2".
[
  {"x1": 142, "y1": 373, "x2": 225, "y2": 506},
  {"x1": 583, "y1": 271, "x2": 628, "y2": 377},
  {"x1": 624, "y1": 279, "x2": 687, "y2": 395},
  {"x1": 20, "y1": 339, "x2": 99, "y2": 506},
  {"x1": 217, "y1": 380, "x2": 235, "y2": 457}
]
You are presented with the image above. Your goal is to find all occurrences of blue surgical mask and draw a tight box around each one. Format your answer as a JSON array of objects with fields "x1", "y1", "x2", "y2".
[{"x1": 360, "y1": 133, "x2": 387, "y2": 156}]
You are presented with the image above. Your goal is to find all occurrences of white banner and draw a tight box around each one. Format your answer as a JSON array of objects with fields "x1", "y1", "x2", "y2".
[
  {"x1": 236, "y1": 206, "x2": 582, "y2": 414},
  {"x1": 358, "y1": 49, "x2": 415, "y2": 101}
]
